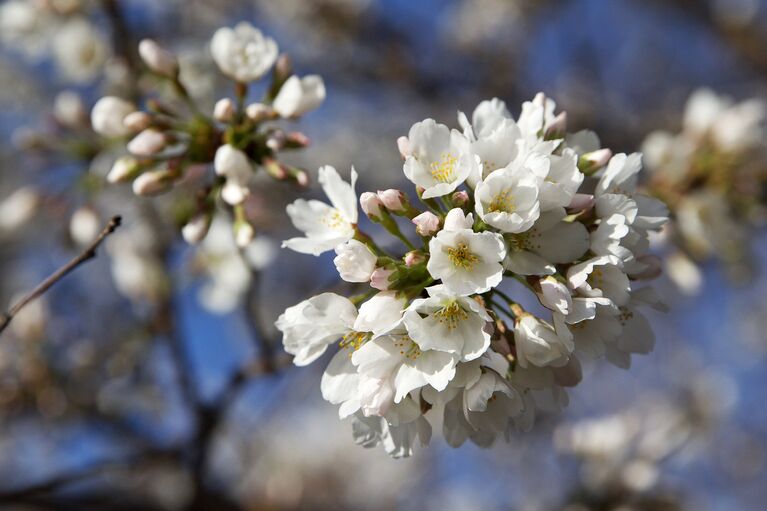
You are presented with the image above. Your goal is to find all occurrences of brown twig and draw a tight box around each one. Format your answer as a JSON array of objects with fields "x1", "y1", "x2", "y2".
[{"x1": 0, "y1": 215, "x2": 122, "y2": 336}]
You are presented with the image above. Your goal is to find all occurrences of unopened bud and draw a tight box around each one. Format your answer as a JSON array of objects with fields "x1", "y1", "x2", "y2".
[
  {"x1": 127, "y1": 129, "x2": 166, "y2": 156},
  {"x1": 245, "y1": 103, "x2": 275, "y2": 122},
  {"x1": 234, "y1": 221, "x2": 255, "y2": 248},
  {"x1": 123, "y1": 111, "x2": 152, "y2": 132},
  {"x1": 138, "y1": 39, "x2": 179, "y2": 77},
  {"x1": 182, "y1": 213, "x2": 212, "y2": 245},
  {"x1": 262, "y1": 158, "x2": 288, "y2": 180},
  {"x1": 54, "y1": 91, "x2": 87, "y2": 128},
  {"x1": 107, "y1": 156, "x2": 141, "y2": 183},
  {"x1": 295, "y1": 170, "x2": 309, "y2": 187},
  {"x1": 451, "y1": 190, "x2": 469, "y2": 207},
  {"x1": 69, "y1": 207, "x2": 100, "y2": 247},
  {"x1": 284, "y1": 131, "x2": 310, "y2": 148},
  {"x1": 360, "y1": 192, "x2": 384, "y2": 220},
  {"x1": 397, "y1": 136, "x2": 411, "y2": 159},
  {"x1": 377, "y1": 189, "x2": 406, "y2": 212},
  {"x1": 545, "y1": 111, "x2": 567, "y2": 138},
  {"x1": 274, "y1": 54, "x2": 293, "y2": 83},
  {"x1": 370, "y1": 267, "x2": 394, "y2": 290},
  {"x1": 404, "y1": 251, "x2": 427, "y2": 267},
  {"x1": 412, "y1": 211, "x2": 440, "y2": 236},
  {"x1": 567, "y1": 193, "x2": 595, "y2": 212},
  {"x1": 132, "y1": 168, "x2": 174, "y2": 196},
  {"x1": 91, "y1": 96, "x2": 135, "y2": 138},
  {"x1": 579, "y1": 148, "x2": 612, "y2": 174},
  {"x1": 265, "y1": 131, "x2": 286, "y2": 151},
  {"x1": 214, "y1": 98, "x2": 235, "y2": 123}
]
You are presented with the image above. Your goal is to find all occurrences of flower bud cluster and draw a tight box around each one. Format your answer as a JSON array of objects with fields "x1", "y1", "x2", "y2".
[
  {"x1": 642, "y1": 88, "x2": 767, "y2": 291},
  {"x1": 277, "y1": 94, "x2": 670, "y2": 457},
  {"x1": 90, "y1": 23, "x2": 325, "y2": 247}
]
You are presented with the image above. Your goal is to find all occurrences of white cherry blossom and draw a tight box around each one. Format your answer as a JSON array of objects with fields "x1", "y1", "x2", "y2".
[
  {"x1": 210, "y1": 22, "x2": 278, "y2": 82},
  {"x1": 427, "y1": 208, "x2": 506, "y2": 295},
  {"x1": 403, "y1": 119, "x2": 479, "y2": 198},
  {"x1": 283, "y1": 165, "x2": 358, "y2": 255}
]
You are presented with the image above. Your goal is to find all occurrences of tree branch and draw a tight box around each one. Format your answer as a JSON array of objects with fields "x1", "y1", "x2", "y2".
[{"x1": 0, "y1": 215, "x2": 122, "y2": 336}]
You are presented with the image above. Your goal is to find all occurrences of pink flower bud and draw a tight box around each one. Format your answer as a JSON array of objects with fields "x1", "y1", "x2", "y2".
[
  {"x1": 404, "y1": 251, "x2": 427, "y2": 267},
  {"x1": 266, "y1": 131, "x2": 286, "y2": 151},
  {"x1": 285, "y1": 131, "x2": 310, "y2": 147},
  {"x1": 127, "y1": 129, "x2": 166, "y2": 156},
  {"x1": 567, "y1": 193, "x2": 595, "y2": 212},
  {"x1": 370, "y1": 267, "x2": 394, "y2": 290},
  {"x1": 377, "y1": 189, "x2": 405, "y2": 211},
  {"x1": 412, "y1": 211, "x2": 440, "y2": 236},
  {"x1": 397, "y1": 136, "x2": 411, "y2": 159},
  {"x1": 138, "y1": 39, "x2": 179, "y2": 77},
  {"x1": 181, "y1": 213, "x2": 211, "y2": 245},
  {"x1": 546, "y1": 111, "x2": 567, "y2": 136},
  {"x1": 107, "y1": 157, "x2": 140, "y2": 183},
  {"x1": 213, "y1": 98, "x2": 235, "y2": 122},
  {"x1": 451, "y1": 190, "x2": 469, "y2": 206},
  {"x1": 235, "y1": 221, "x2": 255, "y2": 248},
  {"x1": 132, "y1": 169, "x2": 173, "y2": 196},
  {"x1": 583, "y1": 148, "x2": 612, "y2": 169},
  {"x1": 123, "y1": 111, "x2": 151, "y2": 132},
  {"x1": 245, "y1": 103, "x2": 275, "y2": 122},
  {"x1": 360, "y1": 192, "x2": 384, "y2": 219},
  {"x1": 295, "y1": 170, "x2": 309, "y2": 187}
]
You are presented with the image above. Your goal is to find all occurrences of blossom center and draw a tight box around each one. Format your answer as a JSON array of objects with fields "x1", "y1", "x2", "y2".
[
  {"x1": 340, "y1": 331, "x2": 370, "y2": 354},
  {"x1": 446, "y1": 242, "x2": 480, "y2": 270},
  {"x1": 587, "y1": 267, "x2": 604, "y2": 288},
  {"x1": 488, "y1": 188, "x2": 516, "y2": 213},
  {"x1": 430, "y1": 153, "x2": 458, "y2": 183},
  {"x1": 507, "y1": 232, "x2": 532, "y2": 251},
  {"x1": 433, "y1": 300, "x2": 469, "y2": 330},
  {"x1": 393, "y1": 334, "x2": 422, "y2": 360},
  {"x1": 322, "y1": 208, "x2": 347, "y2": 231},
  {"x1": 618, "y1": 306, "x2": 633, "y2": 326}
]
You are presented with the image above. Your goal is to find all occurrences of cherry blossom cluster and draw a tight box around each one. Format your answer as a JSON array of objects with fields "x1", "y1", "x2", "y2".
[
  {"x1": 276, "y1": 94, "x2": 670, "y2": 457},
  {"x1": 642, "y1": 88, "x2": 767, "y2": 291},
  {"x1": 90, "y1": 22, "x2": 325, "y2": 247}
]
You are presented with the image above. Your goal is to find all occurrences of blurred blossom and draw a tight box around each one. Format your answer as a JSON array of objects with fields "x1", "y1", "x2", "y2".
[
  {"x1": 51, "y1": 18, "x2": 109, "y2": 83},
  {"x1": 0, "y1": 186, "x2": 39, "y2": 234},
  {"x1": 9, "y1": 294, "x2": 48, "y2": 343},
  {"x1": 195, "y1": 218, "x2": 277, "y2": 314},
  {"x1": 643, "y1": 88, "x2": 767, "y2": 288},
  {"x1": 107, "y1": 221, "x2": 169, "y2": 303}
]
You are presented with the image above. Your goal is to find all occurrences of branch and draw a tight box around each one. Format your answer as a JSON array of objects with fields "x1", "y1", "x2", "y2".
[{"x1": 0, "y1": 215, "x2": 122, "y2": 336}]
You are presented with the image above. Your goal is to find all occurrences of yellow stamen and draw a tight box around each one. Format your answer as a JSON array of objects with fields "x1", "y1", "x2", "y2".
[
  {"x1": 433, "y1": 301, "x2": 469, "y2": 330},
  {"x1": 488, "y1": 188, "x2": 516, "y2": 213},
  {"x1": 446, "y1": 242, "x2": 480, "y2": 270},
  {"x1": 430, "y1": 153, "x2": 458, "y2": 183},
  {"x1": 393, "y1": 334, "x2": 422, "y2": 360}
]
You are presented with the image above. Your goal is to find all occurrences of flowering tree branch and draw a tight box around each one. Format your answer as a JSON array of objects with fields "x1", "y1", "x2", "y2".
[{"x1": 0, "y1": 215, "x2": 122, "y2": 337}]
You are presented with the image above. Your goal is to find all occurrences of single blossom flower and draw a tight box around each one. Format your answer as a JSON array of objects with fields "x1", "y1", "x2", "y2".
[
  {"x1": 403, "y1": 119, "x2": 479, "y2": 198},
  {"x1": 427, "y1": 208, "x2": 506, "y2": 295},
  {"x1": 283, "y1": 165, "x2": 358, "y2": 255},
  {"x1": 210, "y1": 22, "x2": 278, "y2": 82},
  {"x1": 403, "y1": 285, "x2": 492, "y2": 361},
  {"x1": 334, "y1": 239, "x2": 377, "y2": 282}
]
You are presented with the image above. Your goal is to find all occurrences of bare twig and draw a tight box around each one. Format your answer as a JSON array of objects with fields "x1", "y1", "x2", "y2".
[{"x1": 0, "y1": 215, "x2": 122, "y2": 336}]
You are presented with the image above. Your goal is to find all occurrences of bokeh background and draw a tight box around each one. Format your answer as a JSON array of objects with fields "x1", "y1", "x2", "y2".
[{"x1": 0, "y1": 0, "x2": 766, "y2": 509}]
